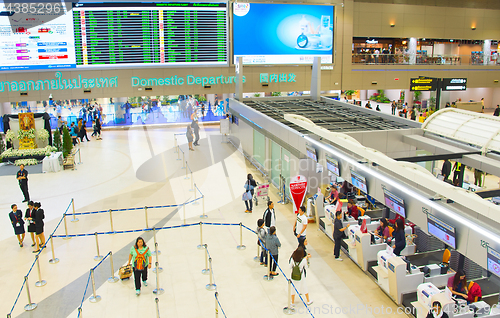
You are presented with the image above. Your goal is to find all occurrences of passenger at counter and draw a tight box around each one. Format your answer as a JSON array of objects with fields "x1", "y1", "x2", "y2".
[
  {"x1": 327, "y1": 185, "x2": 339, "y2": 204},
  {"x1": 392, "y1": 218, "x2": 406, "y2": 256},
  {"x1": 346, "y1": 200, "x2": 359, "y2": 220},
  {"x1": 447, "y1": 269, "x2": 468, "y2": 301},
  {"x1": 375, "y1": 218, "x2": 390, "y2": 240},
  {"x1": 333, "y1": 211, "x2": 350, "y2": 261},
  {"x1": 365, "y1": 101, "x2": 372, "y2": 109},
  {"x1": 376, "y1": 105, "x2": 381, "y2": 111},
  {"x1": 426, "y1": 301, "x2": 449, "y2": 318},
  {"x1": 494, "y1": 105, "x2": 500, "y2": 116}
]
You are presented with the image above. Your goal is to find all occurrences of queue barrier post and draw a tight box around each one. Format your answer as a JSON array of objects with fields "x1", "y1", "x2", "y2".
[
  {"x1": 283, "y1": 279, "x2": 296, "y2": 315},
  {"x1": 201, "y1": 244, "x2": 210, "y2": 275},
  {"x1": 197, "y1": 222, "x2": 204, "y2": 249},
  {"x1": 182, "y1": 152, "x2": 186, "y2": 169},
  {"x1": 153, "y1": 262, "x2": 165, "y2": 295},
  {"x1": 78, "y1": 307, "x2": 83, "y2": 317},
  {"x1": 254, "y1": 243, "x2": 260, "y2": 262},
  {"x1": 108, "y1": 209, "x2": 116, "y2": 234},
  {"x1": 215, "y1": 292, "x2": 219, "y2": 318},
  {"x1": 144, "y1": 206, "x2": 150, "y2": 230},
  {"x1": 176, "y1": 145, "x2": 181, "y2": 160},
  {"x1": 205, "y1": 257, "x2": 216, "y2": 291},
  {"x1": 94, "y1": 232, "x2": 103, "y2": 261},
  {"x1": 174, "y1": 135, "x2": 178, "y2": 153},
  {"x1": 193, "y1": 183, "x2": 199, "y2": 206},
  {"x1": 185, "y1": 162, "x2": 190, "y2": 179},
  {"x1": 236, "y1": 223, "x2": 246, "y2": 250},
  {"x1": 189, "y1": 169, "x2": 194, "y2": 192},
  {"x1": 152, "y1": 228, "x2": 161, "y2": 256},
  {"x1": 183, "y1": 203, "x2": 186, "y2": 225},
  {"x1": 63, "y1": 214, "x2": 71, "y2": 240},
  {"x1": 89, "y1": 269, "x2": 101, "y2": 303},
  {"x1": 263, "y1": 250, "x2": 273, "y2": 281},
  {"x1": 71, "y1": 198, "x2": 79, "y2": 222},
  {"x1": 49, "y1": 236, "x2": 59, "y2": 264},
  {"x1": 108, "y1": 251, "x2": 119, "y2": 283},
  {"x1": 35, "y1": 255, "x2": 47, "y2": 287},
  {"x1": 152, "y1": 242, "x2": 163, "y2": 274},
  {"x1": 155, "y1": 297, "x2": 160, "y2": 318},
  {"x1": 23, "y1": 276, "x2": 37, "y2": 311},
  {"x1": 200, "y1": 195, "x2": 207, "y2": 219}
]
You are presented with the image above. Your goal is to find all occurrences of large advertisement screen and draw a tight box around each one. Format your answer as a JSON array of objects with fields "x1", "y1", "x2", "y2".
[
  {"x1": 427, "y1": 214, "x2": 456, "y2": 249},
  {"x1": 0, "y1": 1, "x2": 228, "y2": 71},
  {"x1": 233, "y1": 3, "x2": 333, "y2": 65}
]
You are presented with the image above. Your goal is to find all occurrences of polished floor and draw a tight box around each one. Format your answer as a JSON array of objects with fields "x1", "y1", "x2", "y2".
[{"x1": 3, "y1": 125, "x2": 416, "y2": 318}]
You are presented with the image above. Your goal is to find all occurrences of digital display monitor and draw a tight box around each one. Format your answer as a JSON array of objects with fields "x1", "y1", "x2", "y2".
[
  {"x1": 350, "y1": 169, "x2": 367, "y2": 194},
  {"x1": 487, "y1": 248, "x2": 500, "y2": 278},
  {"x1": 233, "y1": 3, "x2": 333, "y2": 65},
  {"x1": 0, "y1": 2, "x2": 228, "y2": 71},
  {"x1": 427, "y1": 214, "x2": 456, "y2": 249},
  {"x1": 325, "y1": 155, "x2": 339, "y2": 176},
  {"x1": 305, "y1": 144, "x2": 317, "y2": 162},
  {"x1": 383, "y1": 188, "x2": 406, "y2": 218}
]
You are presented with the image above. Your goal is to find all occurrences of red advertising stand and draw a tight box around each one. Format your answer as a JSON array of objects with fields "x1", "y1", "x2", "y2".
[{"x1": 289, "y1": 175, "x2": 308, "y2": 214}]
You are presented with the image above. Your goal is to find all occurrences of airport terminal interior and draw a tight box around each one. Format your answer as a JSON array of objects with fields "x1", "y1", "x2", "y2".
[{"x1": 3, "y1": 0, "x2": 500, "y2": 317}]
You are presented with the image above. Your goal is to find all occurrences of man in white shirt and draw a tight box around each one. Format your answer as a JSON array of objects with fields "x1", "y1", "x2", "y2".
[{"x1": 293, "y1": 206, "x2": 308, "y2": 242}]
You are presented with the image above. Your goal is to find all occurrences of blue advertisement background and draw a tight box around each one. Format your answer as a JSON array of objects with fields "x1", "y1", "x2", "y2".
[{"x1": 233, "y1": 3, "x2": 334, "y2": 56}]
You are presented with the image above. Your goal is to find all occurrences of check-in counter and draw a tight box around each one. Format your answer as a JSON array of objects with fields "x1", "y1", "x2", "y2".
[
  {"x1": 355, "y1": 232, "x2": 387, "y2": 271},
  {"x1": 410, "y1": 283, "x2": 474, "y2": 318},
  {"x1": 387, "y1": 256, "x2": 425, "y2": 304}
]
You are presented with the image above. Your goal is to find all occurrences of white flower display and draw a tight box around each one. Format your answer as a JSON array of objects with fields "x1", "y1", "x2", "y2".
[
  {"x1": 14, "y1": 159, "x2": 39, "y2": 166},
  {"x1": 5, "y1": 130, "x2": 16, "y2": 141},
  {"x1": 36, "y1": 129, "x2": 50, "y2": 141},
  {"x1": 0, "y1": 145, "x2": 57, "y2": 159}
]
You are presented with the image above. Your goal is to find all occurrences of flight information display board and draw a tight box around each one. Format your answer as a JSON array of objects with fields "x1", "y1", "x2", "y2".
[{"x1": 73, "y1": 2, "x2": 228, "y2": 68}]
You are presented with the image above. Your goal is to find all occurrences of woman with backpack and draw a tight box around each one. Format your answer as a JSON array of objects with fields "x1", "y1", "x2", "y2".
[
  {"x1": 127, "y1": 237, "x2": 152, "y2": 296},
  {"x1": 243, "y1": 174, "x2": 257, "y2": 213},
  {"x1": 289, "y1": 247, "x2": 313, "y2": 306}
]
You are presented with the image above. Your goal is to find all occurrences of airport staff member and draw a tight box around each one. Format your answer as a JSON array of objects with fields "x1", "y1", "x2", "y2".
[
  {"x1": 16, "y1": 164, "x2": 30, "y2": 203},
  {"x1": 441, "y1": 159, "x2": 451, "y2": 181},
  {"x1": 333, "y1": 211, "x2": 349, "y2": 261},
  {"x1": 392, "y1": 218, "x2": 406, "y2": 256}
]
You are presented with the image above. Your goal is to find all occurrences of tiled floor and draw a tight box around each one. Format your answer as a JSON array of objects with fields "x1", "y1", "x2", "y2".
[{"x1": 3, "y1": 125, "x2": 412, "y2": 318}]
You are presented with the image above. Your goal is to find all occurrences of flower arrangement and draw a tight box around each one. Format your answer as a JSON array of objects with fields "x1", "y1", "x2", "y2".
[
  {"x1": 18, "y1": 128, "x2": 36, "y2": 140},
  {"x1": 14, "y1": 159, "x2": 38, "y2": 166},
  {"x1": 5, "y1": 129, "x2": 16, "y2": 141},
  {"x1": 0, "y1": 145, "x2": 57, "y2": 159},
  {"x1": 36, "y1": 129, "x2": 49, "y2": 141}
]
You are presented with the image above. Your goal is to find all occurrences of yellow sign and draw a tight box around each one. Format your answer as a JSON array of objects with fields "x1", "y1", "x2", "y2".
[
  {"x1": 411, "y1": 78, "x2": 434, "y2": 84},
  {"x1": 411, "y1": 85, "x2": 434, "y2": 91}
]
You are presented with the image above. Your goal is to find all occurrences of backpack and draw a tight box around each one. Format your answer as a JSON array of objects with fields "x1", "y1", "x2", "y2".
[
  {"x1": 134, "y1": 247, "x2": 149, "y2": 270},
  {"x1": 291, "y1": 261, "x2": 302, "y2": 280}
]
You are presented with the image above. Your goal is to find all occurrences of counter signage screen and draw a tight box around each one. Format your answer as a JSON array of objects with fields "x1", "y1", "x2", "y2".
[
  {"x1": 442, "y1": 78, "x2": 467, "y2": 91},
  {"x1": 305, "y1": 145, "x2": 317, "y2": 162},
  {"x1": 383, "y1": 188, "x2": 406, "y2": 218},
  {"x1": 350, "y1": 169, "x2": 367, "y2": 194},
  {"x1": 233, "y1": 3, "x2": 333, "y2": 65},
  {"x1": 427, "y1": 214, "x2": 456, "y2": 249},
  {"x1": 487, "y1": 248, "x2": 500, "y2": 278},
  {"x1": 325, "y1": 155, "x2": 339, "y2": 176}
]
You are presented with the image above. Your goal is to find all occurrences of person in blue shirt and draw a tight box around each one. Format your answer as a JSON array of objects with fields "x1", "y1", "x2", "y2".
[{"x1": 392, "y1": 218, "x2": 406, "y2": 256}]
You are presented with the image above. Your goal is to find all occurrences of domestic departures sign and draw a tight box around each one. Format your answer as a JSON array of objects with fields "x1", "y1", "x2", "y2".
[{"x1": 410, "y1": 77, "x2": 438, "y2": 91}]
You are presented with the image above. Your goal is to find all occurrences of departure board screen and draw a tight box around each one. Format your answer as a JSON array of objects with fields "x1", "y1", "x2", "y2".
[{"x1": 73, "y1": 2, "x2": 228, "y2": 68}]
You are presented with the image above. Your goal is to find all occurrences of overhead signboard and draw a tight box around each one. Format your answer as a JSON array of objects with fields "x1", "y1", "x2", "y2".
[
  {"x1": 410, "y1": 77, "x2": 437, "y2": 91},
  {"x1": 442, "y1": 78, "x2": 467, "y2": 91}
]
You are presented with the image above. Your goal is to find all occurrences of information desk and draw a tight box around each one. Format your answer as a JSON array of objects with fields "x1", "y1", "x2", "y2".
[{"x1": 42, "y1": 152, "x2": 63, "y2": 173}]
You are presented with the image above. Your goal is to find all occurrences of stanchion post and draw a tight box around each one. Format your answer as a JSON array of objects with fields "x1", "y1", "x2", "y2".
[
  {"x1": 236, "y1": 223, "x2": 246, "y2": 250},
  {"x1": 201, "y1": 244, "x2": 210, "y2": 275},
  {"x1": 215, "y1": 292, "x2": 219, "y2": 318},
  {"x1": 71, "y1": 198, "x2": 79, "y2": 222},
  {"x1": 205, "y1": 257, "x2": 216, "y2": 290},
  {"x1": 152, "y1": 228, "x2": 161, "y2": 256},
  {"x1": 283, "y1": 279, "x2": 296, "y2": 315},
  {"x1": 184, "y1": 162, "x2": 189, "y2": 179},
  {"x1": 263, "y1": 250, "x2": 274, "y2": 281},
  {"x1": 78, "y1": 307, "x2": 82, "y2": 317},
  {"x1": 193, "y1": 183, "x2": 199, "y2": 206},
  {"x1": 109, "y1": 209, "x2": 115, "y2": 233},
  {"x1": 144, "y1": 206, "x2": 150, "y2": 230},
  {"x1": 152, "y1": 242, "x2": 163, "y2": 274},
  {"x1": 254, "y1": 243, "x2": 260, "y2": 262},
  {"x1": 183, "y1": 203, "x2": 186, "y2": 225},
  {"x1": 182, "y1": 152, "x2": 186, "y2": 169},
  {"x1": 23, "y1": 276, "x2": 37, "y2": 311},
  {"x1": 35, "y1": 255, "x2": 47, "y2": 287},
  {"x1": 174, "y1": 135, "x2": 178, "y2": 153},
  {"x1": 177, "y1": 145, "x2": 181, "y2": 160},
  {"x1": 200, "y1": 194, "x2": 207, "y2": 219},
  {"x1": 63, "y1": 214, "x2": 71, "y2": 240},
  {"x1": 94, "y1": 232, "x2": 103, "y2": 261},
  {"x1": 153, "y1": 262, "x2": 165, "y2": 295},
  {"x1": 108, "y1": 251, "x2": 119, "y2": 283},
  {"x1": 189, "y1": 170, "x2": 194, "y2": 192},
  {"x1": 89, "y1": 269, "x2": 101, "y2": 303},
  {"x1": 49, "y1": 236, "x2": 59, "y2": 264},
  {"x1": 78, "y1": 148, "x2": 82, "y2": 164},
  {"x1": 197, "y1": 222, "x2": 204, "y2": 249},
  {"x1": 155, "y1": 297, "x2": 160, "y2": 318}
]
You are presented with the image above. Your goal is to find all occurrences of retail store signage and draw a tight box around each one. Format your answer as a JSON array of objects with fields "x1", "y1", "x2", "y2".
[
  {"x1": 366, "y1": 39, "x2": 378, "y2": 44},
  {"x1": 410, "y1": 77, "x2": 437, "y2": 91},
  {"x1": 259, "y1": 73, "x2": 296, "y2": 84},
  {"x1": 442, "y1": 78, "x2": 467, "y2": 91},
  {"x1": 0, "y1": 72, "x2": 117, "y2": 92}
]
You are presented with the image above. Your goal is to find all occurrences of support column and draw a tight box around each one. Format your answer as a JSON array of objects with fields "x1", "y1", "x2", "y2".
[
  {"x1": 27, "y1": 101, "x2": 37, "y2": 113},
  {"x1": 235, "y1": 57, "x2": 243, "y2": 101},
  {"x1": 409, "y1": 38, "x2": 417, "y2": 65},
  {"x1": 2, "y1": 102, "x2": 12, "y2": 116},
  {"x1": 310, "y1": 57, "x2": 321, "y2": 101},
  {"x1": 483, "y1": 40, "x2": 491, "y2": 65},
  {"x1": 115, "y1": 97, "x2": 128, "y2": 125}
]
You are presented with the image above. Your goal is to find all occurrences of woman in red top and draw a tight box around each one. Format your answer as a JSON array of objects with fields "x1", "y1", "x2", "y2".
[{"x1": 347, "y1": 199, "x2": 359, "y2": 220}]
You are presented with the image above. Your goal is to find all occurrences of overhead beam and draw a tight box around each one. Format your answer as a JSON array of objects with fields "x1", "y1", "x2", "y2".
[{"x1": 394, "y1": 152, "x2": 482, "y2": 162}]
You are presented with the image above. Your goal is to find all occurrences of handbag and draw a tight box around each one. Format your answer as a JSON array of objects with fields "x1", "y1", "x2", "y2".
[
  {"x1": 119, "y1": 264, "x2": 133, "y2": 280},
  {"x1": 242, "y1": 191, "x2": 252, "y2": 201},
  {"x1": 243, "y1": 180, "x2": 254, "y2": 191}
]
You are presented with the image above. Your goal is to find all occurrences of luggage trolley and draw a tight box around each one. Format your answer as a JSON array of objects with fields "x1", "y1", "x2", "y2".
[{"x1": 254, "y1": 183, "x2": 270, "y2": 206}]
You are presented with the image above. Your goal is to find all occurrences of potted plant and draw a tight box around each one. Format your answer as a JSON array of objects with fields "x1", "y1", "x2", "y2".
[
  {"x1": 62, "y1": 126, "x2": 73, "y2": 158},
  {"x1": 53, "y1": 129, "x2": 62, "y2": 152},
  {"x1": 254, "y1": 93, "x2": 261, "y2": 97},
  {"x1": 344, "y1": 90, "x2": 356, "y2": 99}
]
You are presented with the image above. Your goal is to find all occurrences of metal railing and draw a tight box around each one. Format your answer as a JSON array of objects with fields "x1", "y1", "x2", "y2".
[{"x1": 352, "y1": 53, "x2": 500, "y2": 66}]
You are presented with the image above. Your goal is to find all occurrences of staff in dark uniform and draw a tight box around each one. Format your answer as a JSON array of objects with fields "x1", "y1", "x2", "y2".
[
  {"x1": 24, "y1": 201, "x2": 37, "y2": 247},
  {"x1": 16, "y1": 164, "x2": 30, "y2": 202}
]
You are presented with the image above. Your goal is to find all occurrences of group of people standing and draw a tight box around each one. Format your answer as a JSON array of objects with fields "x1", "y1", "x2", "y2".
[
  {"x1": 9, "y1": 201, "x2": 45, "y2": 253},
  {"x1": 66, "y1": 116, "x2": 102, "y2": 146}
]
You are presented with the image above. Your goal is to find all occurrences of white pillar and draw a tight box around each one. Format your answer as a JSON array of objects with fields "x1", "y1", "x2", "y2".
[
  {"x1": 2, "y1": 102, "x2": 12, "y2": 116},
  {"x1": 235, "y1": 57, "x2": 243, "y2": 101},
  {"x1": 483, "y1": 40, "x2": 491, "y2": 65},
  {"x1": 310, "y1": 57, "x2": 321, "y2": 101},
  {"x1": 359, "y1": 90, "x2": 367, "y2": 101},
  {"x1": 409, "y1": 38, "x2": 417, "y2": 65}
]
